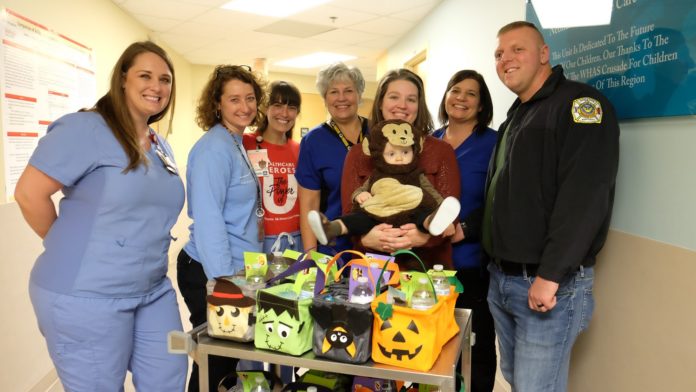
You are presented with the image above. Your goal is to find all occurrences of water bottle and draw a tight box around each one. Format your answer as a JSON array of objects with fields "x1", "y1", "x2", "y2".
[
  {"x1": 277, "y1": 289, "x2": 297, "y2": 299},
  {"x1": 247, "y1": 263, "x2": 265, "y2": 285},
  {"x1": 298, "y1": 274, "x2": 316, "y2": 299},
  {"x1": 268, "y1": 251, "x2": 288, "y2": 275},
  {"x1": 380, "y1": 380, "x2": 396, "y2": 392},
  {"x1": 410, "y1": 277, "x2": 436, "y2": 310},
  {"x1": 350, "y1": 276, "x2": 375, "y2": 304},
  {"x1": 431, "y1": 264, "x2": 451, "y2": 297},
  {"x1": 249, "y1": 375, "x2": 270, "y2": 392}
]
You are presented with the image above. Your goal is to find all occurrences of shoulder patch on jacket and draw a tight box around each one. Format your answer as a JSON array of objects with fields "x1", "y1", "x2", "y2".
[{"x1": 571, "y1": 97, "x2": 603, "y2": 124}]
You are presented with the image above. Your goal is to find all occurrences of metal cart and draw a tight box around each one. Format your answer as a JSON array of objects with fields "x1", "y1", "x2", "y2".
[{"x1": 169, "y1": 308, "x2": 472, "y2": 391}]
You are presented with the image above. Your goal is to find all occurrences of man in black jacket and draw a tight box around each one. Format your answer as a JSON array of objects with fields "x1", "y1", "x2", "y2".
[{"x1": 484, "y1": 21, "x2": 619, "y2": 392}]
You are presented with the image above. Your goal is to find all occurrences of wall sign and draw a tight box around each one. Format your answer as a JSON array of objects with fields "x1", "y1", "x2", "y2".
[
  {"x1": 527, "y1": 0, "x2": 696, "y2": 119},
  {"x1": 0, "y1": 8, "x2": 96, "y2": 201}
]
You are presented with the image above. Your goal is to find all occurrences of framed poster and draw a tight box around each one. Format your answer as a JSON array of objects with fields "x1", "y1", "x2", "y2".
[
  {"x1": 527, "y1": 0, "x2": 696, "y2": 119},
  {"x1": 1, "y1": 8, "x2": 96, "y2": 201}
]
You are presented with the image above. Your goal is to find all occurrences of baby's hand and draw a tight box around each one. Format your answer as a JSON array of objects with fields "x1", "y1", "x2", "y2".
[
  {"x1": 442, "y1": 223, "x2": 456, "y2": 237},
  {"x1": 355, "y1": 191, "x2": 372, "y2": 205}
]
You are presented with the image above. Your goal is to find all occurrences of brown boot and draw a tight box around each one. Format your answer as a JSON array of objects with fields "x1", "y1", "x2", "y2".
[{"x1": 308, "y1": 210, "x2": 342, "y2": 245}]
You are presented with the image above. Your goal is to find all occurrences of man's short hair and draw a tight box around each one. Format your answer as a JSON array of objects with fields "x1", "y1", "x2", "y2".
[{"x1": 498, "y1": 21, "x2": 546, "y2": 44}]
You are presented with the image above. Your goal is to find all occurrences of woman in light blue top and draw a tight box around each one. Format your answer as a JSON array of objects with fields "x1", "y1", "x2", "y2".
[
  {"x1": 15, "y1": 41, "x2": 186, "y2": 391},
  {"x1": 177, "y1": 65, "x2": 265, "y2": 391}
]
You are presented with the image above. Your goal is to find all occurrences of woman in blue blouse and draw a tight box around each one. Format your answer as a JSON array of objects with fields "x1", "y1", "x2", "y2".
[
  {"x1": 433, "y1": 70, "x2": 498, "y2": 392},
  {"x1": 15, "y1": 41, "x2": 186, "y2": 391},
  {"x1": 177, "y1": 65, "x2": 265, "y2": 391}
]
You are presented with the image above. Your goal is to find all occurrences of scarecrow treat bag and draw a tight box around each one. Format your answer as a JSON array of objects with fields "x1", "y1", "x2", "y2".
[{"x1": 206, "y1": 278, "x2": 257, "y2": 342}]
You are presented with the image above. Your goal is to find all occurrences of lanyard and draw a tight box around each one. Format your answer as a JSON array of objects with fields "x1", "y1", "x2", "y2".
[
  {"x1": 327, "y1": 118, "x2": 365, "y2": 150},
  {"x1": 148, "y1": 130, "x2": 177, "y2": 175},
  {"x1": 229, "y1": 130, "x2": 265, "y2": 242},
  {"x1": 230, "y1": 134, "x2": 264, "y2": 218}
]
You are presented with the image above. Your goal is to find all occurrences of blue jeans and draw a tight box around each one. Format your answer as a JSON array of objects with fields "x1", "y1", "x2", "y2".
[{"x1": 487, "y1": 262, "x2": 594, "y2": 392}]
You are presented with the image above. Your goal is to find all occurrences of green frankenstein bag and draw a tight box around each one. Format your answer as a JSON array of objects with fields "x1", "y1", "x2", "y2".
[
  {"x1": 253, "y1": 253, "x2": 323, "y2": 356},
  {"x1": 254, "y1": 283, "x2": 314, "y2": 355}
]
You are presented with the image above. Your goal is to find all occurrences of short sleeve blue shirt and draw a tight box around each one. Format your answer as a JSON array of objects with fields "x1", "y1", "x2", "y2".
[
  {"x1": 433, "y1": 126, "x2": 497, "y2": 269},
  {"x1": 296, "y1": 121, "x2": 368, "y2": 253},
  {"x1": 29, "y1": 112, "x2": 185, "y2": 297}
]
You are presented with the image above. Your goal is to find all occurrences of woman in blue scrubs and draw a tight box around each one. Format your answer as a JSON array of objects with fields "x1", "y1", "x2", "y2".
[
  {"x1": 177, "y1": 65, "x2": 265, "y2": 391},
  {"x1": 433, "y1": 70, "x2": 498, "y2": 392},
  {"x1": 15, "y1": 41, "x2": 186, "y2": 391}
]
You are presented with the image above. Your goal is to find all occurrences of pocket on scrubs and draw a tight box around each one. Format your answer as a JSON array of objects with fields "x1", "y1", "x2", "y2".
[
  {"x1": 72, "y1": 237, "x2": 170, "y2": 296},
  {"x1": 238, "y1": 171, "x2": 254, "y2": 185}
]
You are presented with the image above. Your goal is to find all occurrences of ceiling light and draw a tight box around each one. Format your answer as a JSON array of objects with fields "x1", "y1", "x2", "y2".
[
  {"x1": 221, "y1": 0, "x2": 331, "y2": 18},
  {"x1": 274, "y1": 52, "x2": 356, "y2": 68},
  {"x1": 531, "y1": 0, "x2": 613, "y2": 28}
]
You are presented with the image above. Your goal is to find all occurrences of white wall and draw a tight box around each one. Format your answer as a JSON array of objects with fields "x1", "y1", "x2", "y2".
[
  {"x1": 378, "y1": 0, "x2": 525, "y2": 129},
  {"x1": 611, "y1": 116, "x2": 696, "y2": 250}
]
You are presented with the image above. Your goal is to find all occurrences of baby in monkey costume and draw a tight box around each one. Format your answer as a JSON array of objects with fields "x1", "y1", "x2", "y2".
[{"x1": 309, "y1": 119, "x2": 460, "y2": 246}]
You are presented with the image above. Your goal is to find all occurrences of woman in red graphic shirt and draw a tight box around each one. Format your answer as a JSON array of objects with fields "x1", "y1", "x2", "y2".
[{"x1": 243, "y1": 81, "x2": 303, "y2": 254}]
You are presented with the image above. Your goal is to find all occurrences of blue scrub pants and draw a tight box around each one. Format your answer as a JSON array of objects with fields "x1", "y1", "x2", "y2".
[{"x1": 30, "y1": 279, "x2": 187, "y2": 392}]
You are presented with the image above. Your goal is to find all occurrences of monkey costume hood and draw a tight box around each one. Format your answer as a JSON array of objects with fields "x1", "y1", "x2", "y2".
[{"x1": 353, "y1": 120, "x2": 438, "y2": 227}]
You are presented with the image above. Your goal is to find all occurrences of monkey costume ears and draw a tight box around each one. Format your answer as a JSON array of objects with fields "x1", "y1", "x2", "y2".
[
  {"x1": 362, "y1": 137, "x2": 371, "y2": 155},
  {"x1": 362, "y1": 119, "x2": 424, "y2": 156}
]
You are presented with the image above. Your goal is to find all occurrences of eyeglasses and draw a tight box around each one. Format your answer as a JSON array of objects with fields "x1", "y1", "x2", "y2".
[{"x1": 214, "y1": 64, "x2": 252, "y2": 78}]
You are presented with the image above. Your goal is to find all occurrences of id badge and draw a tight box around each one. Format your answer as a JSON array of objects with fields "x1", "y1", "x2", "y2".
[
  {"x1": 256, "y1": 206, "x2": 265, "y2": 242},
  {"x1": 247, "y1": 149, "x2": 270, "y2": 176},
  {"x1": 155, "y1": 148, "x2": 178, "y2": 175}
]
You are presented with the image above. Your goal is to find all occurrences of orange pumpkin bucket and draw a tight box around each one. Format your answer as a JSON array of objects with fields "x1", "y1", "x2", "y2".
[{"x1": 370, "y1": 249, "x2": 460, "y2": 371}]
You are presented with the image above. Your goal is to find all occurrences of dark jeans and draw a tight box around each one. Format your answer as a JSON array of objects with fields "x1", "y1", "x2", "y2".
[
  {"x1": 456, "y1": 265, "x2": 497, "y2": 392},
  {"x1": 177, "y1": 249, "x2": 239, "y2": 392}
]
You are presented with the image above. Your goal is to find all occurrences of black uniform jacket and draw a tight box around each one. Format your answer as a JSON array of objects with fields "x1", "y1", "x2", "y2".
[{"x1": 487, "y1": 65, "x2": 620, "y2": 283}]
